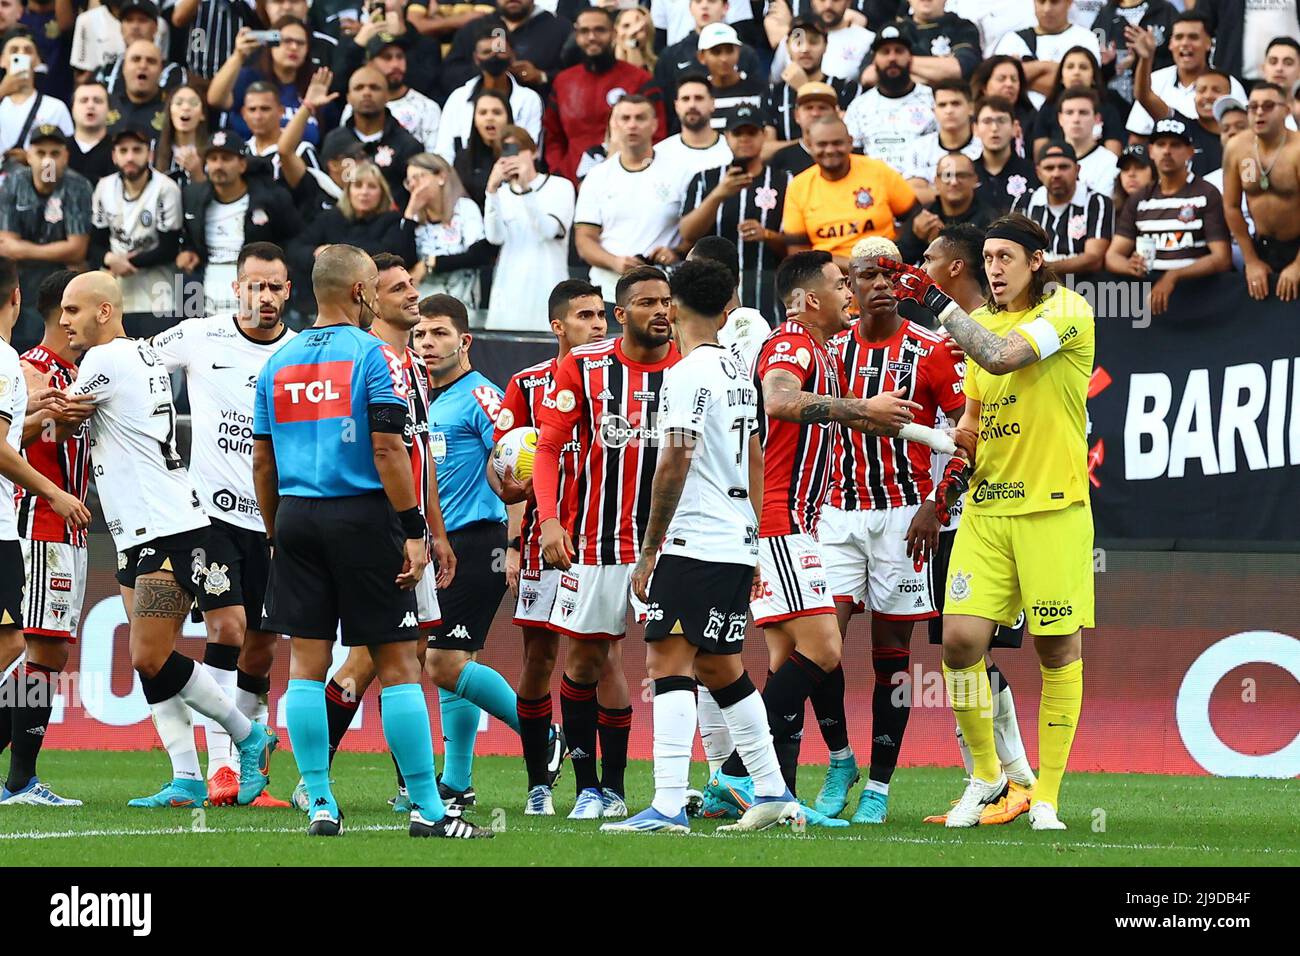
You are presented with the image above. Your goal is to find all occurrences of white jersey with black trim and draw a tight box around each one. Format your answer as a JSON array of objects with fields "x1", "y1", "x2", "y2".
[
  {"x1": 0, "y1": 340, "x2": 28, "y2": 541},
  {"x1": 151, "y1": 316, "x2": 297, "y2": 532},
  {"x1": 68, "y1": 337, "x2": 208, "y2": 549},
  {"x1": 657, "y1": 343, "x2": 759, "y2": 567},
  {"x1": 719, "y1": 306, "x2": 768, "y2": 378}
]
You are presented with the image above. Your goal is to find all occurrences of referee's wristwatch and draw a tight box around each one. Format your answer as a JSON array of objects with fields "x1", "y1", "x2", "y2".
[{"x1": 507, "y1": 536, "x2": 521, "y2": 552}]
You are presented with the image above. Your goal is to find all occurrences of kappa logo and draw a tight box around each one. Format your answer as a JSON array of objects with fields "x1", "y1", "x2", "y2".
[
  {"x1": 449, "y1": 624, "x2": 471, "y2": 641},
  {"x1": 401, "y1": 611, "x2": 418, "y2": 627}
]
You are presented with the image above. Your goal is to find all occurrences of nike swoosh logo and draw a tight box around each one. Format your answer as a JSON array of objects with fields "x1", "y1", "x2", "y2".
[
  {"x1": 168, "y1": 798, "x2": 192, "y2": 807},
  {"x1": 1047, "y1": 721, "x2": 1073, "y2": 728},
  {"x1": 184, "y1": 213, "x2": 195, "y2": 219},
  {"x1": 212, "y1": 364, "x2": 234, "y2": 370}
]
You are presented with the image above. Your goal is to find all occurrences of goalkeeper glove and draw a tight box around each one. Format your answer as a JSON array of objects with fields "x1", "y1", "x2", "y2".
[
  {"x1": 877, "y1": 257, "x2": 960, "y2": 325},
  {"x1": 934, "y1": 456, "x2": 972, "y2": 527}
]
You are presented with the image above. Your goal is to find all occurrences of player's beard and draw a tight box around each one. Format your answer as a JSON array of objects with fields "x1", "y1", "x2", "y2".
[{"x1": 628, "y1": 317, "x2": 671, "y2": 349}]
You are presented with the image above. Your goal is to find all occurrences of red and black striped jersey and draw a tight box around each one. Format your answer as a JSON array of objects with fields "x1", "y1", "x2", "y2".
[
  {"x1": 495, "y1": 357, "x2": 581, "y2": 572},
  {"x1": 828, "y1": 320, "x2": 965, "y2": 510},
  {"x1": 15, "y1": 347, "x2": 90, "y2": 546},
  {"x1": 404, "y1": 349, "x2": 433, "y2": 520},
  {"x1": 536, "y1": 337, "x2": 680, "y2": 566},
  {"x1": 753, "y1": 320, "x2": 845, "y2": 538}
]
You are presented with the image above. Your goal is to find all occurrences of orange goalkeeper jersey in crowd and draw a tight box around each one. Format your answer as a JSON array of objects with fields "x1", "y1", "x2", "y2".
[{"x1": 782, "y1": 154, "x2": 917, "y2": 259}]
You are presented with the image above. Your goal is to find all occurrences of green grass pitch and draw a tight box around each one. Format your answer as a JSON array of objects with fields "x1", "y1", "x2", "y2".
[{"x1": 1, "y1": 751, "x2": 1295, "y2": 866}]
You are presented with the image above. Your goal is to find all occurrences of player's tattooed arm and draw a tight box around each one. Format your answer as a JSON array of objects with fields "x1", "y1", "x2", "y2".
[
  {"x1": 639, "y1": 435, "x2": 695, "y2": 560},
  {"x1": 939, "y1": 310, "x2": 1039, "y2": 375},
  {"x1": 632, "y1": 435, "x2": 695, "y2": 601},
  {"x1": 762, "y1": 369, "x2": 919, "y2": 434},
  {"x1": 133, "y1": 574, "x2": 192, "y2": 619}
]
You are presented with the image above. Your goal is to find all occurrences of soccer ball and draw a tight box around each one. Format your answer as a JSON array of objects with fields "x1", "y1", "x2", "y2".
[{"x1": 492, "y1": 427, "x2": 539, "y2": 481}]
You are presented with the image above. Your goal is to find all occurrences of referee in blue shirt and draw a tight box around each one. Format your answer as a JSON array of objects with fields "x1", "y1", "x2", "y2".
[
  {"x1": 252, "y1": 244, "x2": 490, "y2": 840},
  {"x1": 411, "y1": 294, "x2": 522, "y2": 810}
]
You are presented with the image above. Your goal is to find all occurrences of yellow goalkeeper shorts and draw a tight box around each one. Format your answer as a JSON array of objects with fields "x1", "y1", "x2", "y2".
[{"x1": 944, "y1": 503, "x2": 1095, "y2": 636}]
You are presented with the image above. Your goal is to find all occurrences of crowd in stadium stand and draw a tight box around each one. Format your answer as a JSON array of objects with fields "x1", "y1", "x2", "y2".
[{"x1": 1, "y1": 0, "x2": 1298, "y2": 348}]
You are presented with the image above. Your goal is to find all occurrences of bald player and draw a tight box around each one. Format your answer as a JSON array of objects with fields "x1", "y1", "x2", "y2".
[
  {"x1": 59, "y1": 271, "x2": 279, "y2": 809},
  {"x1": 252, "y1": 245, "x2": 490, "y2": 839}
]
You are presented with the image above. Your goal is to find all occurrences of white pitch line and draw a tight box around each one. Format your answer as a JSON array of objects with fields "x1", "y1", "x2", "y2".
[
  {"x1": 1, "y1": 822, "x2": 1293, "y2": 856},
  {"x1": 0, "y1": 823, "x2": 408, "y2": 841}
]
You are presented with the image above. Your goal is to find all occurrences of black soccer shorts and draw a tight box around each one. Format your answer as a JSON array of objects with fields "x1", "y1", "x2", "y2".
[
  {"x1": 643, "y1": 555, "x2": 752, "y2": 656},
  {"x1": 192, "y1": 517, "x2": 272, "y2": 630},
  {"x1": 262, "y1": 493, "x2": 418, "y2": 647},
  {"x1": 115, "y1": 526, "x2": 212, "y2": 601},
  {"x1": 927, "y1": 528, "x2": 1025, "y2": 648},
  {"x1": 0, "y1": 539, "x2": 25, "y2": 631},
  {"x1": 426, "y1": 519, "x2": 508, "y2": 652}
]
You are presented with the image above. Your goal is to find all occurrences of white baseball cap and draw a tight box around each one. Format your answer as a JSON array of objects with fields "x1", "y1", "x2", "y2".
[{"x1": 698, "y1": 22, "x2": 741, "y2": 51}]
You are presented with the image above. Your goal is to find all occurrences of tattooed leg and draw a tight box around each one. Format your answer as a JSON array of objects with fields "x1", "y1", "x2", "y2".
[{"x1": 130, "y1": 572, "x2": 193, "y2": 679}]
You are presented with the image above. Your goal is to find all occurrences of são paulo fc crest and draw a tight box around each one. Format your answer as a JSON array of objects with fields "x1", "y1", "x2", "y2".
[
  {"x1": 854, "y1": 188, "x2": 874, "y2": 209},
  {"x1": 949, "y1": 570, "x2": 971, "y2": 602},
  {"x1": 520, "y1": 586, "x2": 538, "y2": 611},
  {"x1": 203, "y1": 563, "x2": 232, "y2": 596}
]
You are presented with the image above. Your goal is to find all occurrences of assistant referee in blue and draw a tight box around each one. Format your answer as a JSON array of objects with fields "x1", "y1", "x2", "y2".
[{"x1": 252, "y1": 244, "x2": 491, "y2": 840}]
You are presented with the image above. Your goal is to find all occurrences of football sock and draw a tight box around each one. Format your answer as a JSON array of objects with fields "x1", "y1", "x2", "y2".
[
  {"x1": 650, "y1": 677, "x2": 695, "y2": 817},
  {"x1": 763, "y1": 652, "x2": 826, "y2": 794},
  {"x1": 955, "y1": 726, "x2": 974, "y2": 775},
  {"x1": 943, "y1": 659, "x2": 999, "y2": 783},
  {"x1": 0, "y1": 670, "x2": 16, "y2": 755},
  {"x1": 202, "y1": 644, "x2": 239, "y2": 777},
  {"x1": 141, "y1": 652, "x2": 202, "y2": 782},
  {"x1": 438, "y1": 687, "x2": 480, "y2": 793},
  {"x1": 1036, "y1": 659, "x2": 1083, "y2": 810},
  {"x1": 695, "y1": 684, "x2": 733, "y2": 773},
  {"x1": 236, "y1": 669, "x2": 269, "y2": 723},
  {"x1": 715, "y1": 669, "x2": 773, "y2": 777},
  {"x1": 284, "y1": 679, "x2": 333, "y2": 811},
  {"x1": 454, "y1": 660, "x2": 520, "y2": 732},
  {"x1": 560, "y1": 674, "x2": 599, "y2": 793},
  {"x1": 174, "y1": 653, "x2": 252, "y2": 744},
  {"x1": 714, "y1": 673, "x2": 786, "y2": 798},
  {"x1": 6, "y1": 661, "x2": 55, "y2": 791},
  {"x1": 597, "y1": 704, "x2": 632, "y2": 796},
  {"x1": 325, "y1": 678, "x2": 360, "y2": 767},
  {"x1": 517, "y1": 693, "x2": 554, "y2": 788},
  {"x1": 987, "y1": 661, "x2": 1035, "y2": 786},
  {"x1": 868, "y1": 646, "x2": 910, "y2": 785},
  {"x1": 808, "y1": 662, "x2": 849, "y2": 753},
  {"x1": 380, "y1": 683, "x2": 442, "y2": 821}
]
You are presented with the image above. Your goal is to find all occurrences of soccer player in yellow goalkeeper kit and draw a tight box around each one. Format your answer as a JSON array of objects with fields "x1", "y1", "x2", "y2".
[{"x1": 880, "y1": 213, "x2": 1094, "y2": 830}]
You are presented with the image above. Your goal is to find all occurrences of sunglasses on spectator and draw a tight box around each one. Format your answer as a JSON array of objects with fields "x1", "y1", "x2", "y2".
[{"x1": 1247, "y1": 101, "x2": 1281, "y2": 113}]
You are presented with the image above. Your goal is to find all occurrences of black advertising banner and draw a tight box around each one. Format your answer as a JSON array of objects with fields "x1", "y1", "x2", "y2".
[{"x1": 1085, "y1": 274, "x2": 1300, "y2": 544}]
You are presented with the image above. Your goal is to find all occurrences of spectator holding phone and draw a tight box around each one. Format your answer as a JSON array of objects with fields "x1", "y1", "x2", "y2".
[
  {"x1": 483, "y1": 125, "x2": 575, "y2": 330},
  {"x1": 679, "y1": 106, "x2": 787, "y2": 323},
  {"x1": 207, "y1": 19, "x2": 320, "y2": 146},
  {"x1": 0, "y1": 30, "x2": 73, "y2": 161}
]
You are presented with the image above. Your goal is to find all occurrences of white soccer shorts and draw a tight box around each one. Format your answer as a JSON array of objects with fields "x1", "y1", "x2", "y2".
[
  {"x1": 416, "y1": 570, "x2": 442, "y2": 630},
  {"x1": 20, "y1": 540, "x2": 88, "y2": 640},
  {"x1": 819, "y1": 503, "x2": 937, "y2": 619},
  {"x1": 547, "y1": 562, "x2": 632, "y2": 641},
  {"x1": 749, "y1": 533, "x2": 835, "y2": 627},
  {"x1": 513, "y1": 567, "x2": 560, "y2": 628}
]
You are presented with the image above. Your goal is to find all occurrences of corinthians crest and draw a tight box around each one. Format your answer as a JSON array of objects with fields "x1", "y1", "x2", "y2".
[{"x1": 203, "y1": 563, "x2": 232, "y2": 596}]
